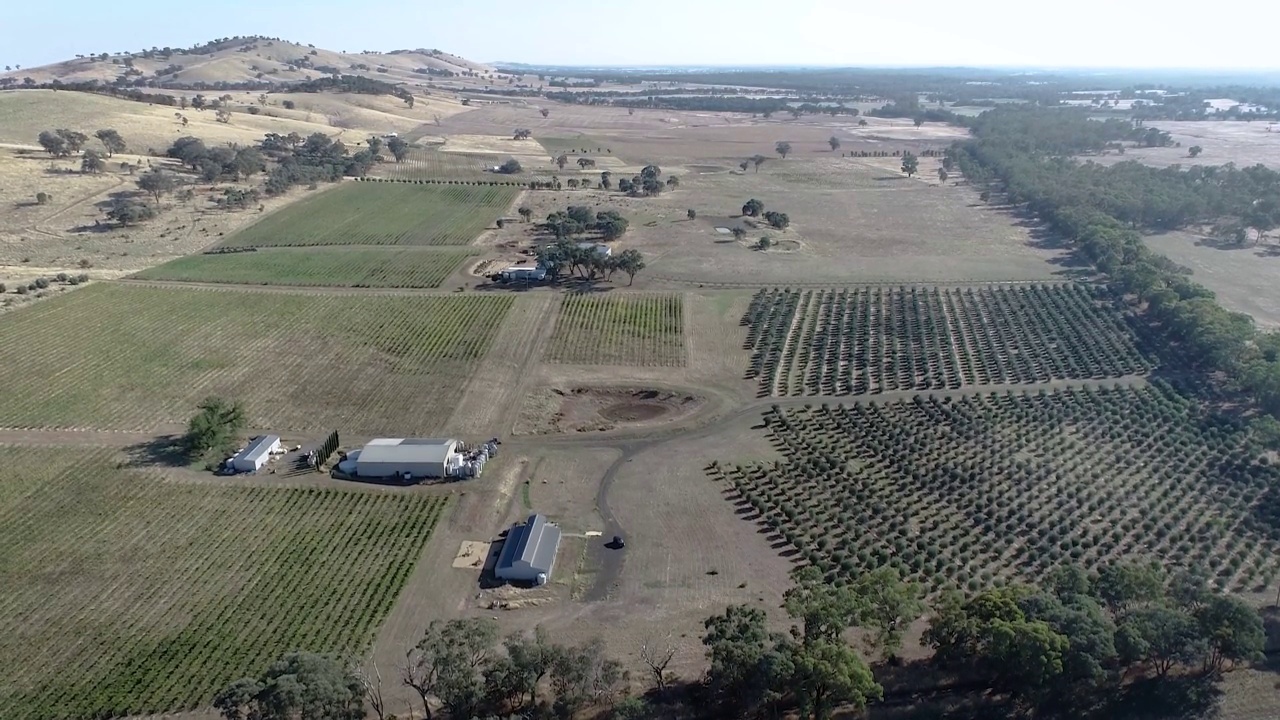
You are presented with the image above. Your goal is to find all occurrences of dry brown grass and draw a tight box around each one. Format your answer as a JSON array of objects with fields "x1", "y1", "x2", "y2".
[
  {"x1": 0, "y1": 148, "x2": 320, "y2": 278},
  {"x1": 0, "y1": 89, "x2": 363, "y2": 152},
  {"x1": 0, "y1": 40, "x2": 490, "y2": 88}
]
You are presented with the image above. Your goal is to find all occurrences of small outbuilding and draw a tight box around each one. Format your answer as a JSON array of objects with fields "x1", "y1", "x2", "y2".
[
  {"x1": 500, "y1": 265, "x2": 547, "y2": 283},
  {"x1": 230, "y1": 435, "x2": 281, "y2": 473},
  {"x1": 575, "y1": 242, "x2": 612, "y2": 257},
  {"x1": 495, "y1": 513, "x2": 562, "y2": 584},
  {"x1": 353, "y1": 438, "x2": 461, "y2": 480}
]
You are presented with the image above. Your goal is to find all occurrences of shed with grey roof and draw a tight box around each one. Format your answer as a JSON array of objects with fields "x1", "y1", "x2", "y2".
[
  {"x1": 230, "y1": 435, "x2": 281, "y2": 473},
  {"x1": 354, "y1": 438, "x2": 460, "y2": 479},
  {"x1": 495, "y1": 513, "x2": 561, "y2": 584}
]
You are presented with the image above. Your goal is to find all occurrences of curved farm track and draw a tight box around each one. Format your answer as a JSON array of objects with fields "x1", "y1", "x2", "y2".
[{"x1": 504, "y1": 374, "x2": 1152, "y2": 602}]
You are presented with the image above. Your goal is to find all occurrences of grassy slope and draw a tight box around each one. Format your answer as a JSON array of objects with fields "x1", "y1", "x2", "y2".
[
  {"x1": 219, "y1": 182, "x2": 518, "y2": 248},
  {"x1": 135, "y1": 246, "x2": 477, "y2": 288}
]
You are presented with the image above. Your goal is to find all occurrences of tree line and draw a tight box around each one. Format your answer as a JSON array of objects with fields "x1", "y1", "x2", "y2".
[
  {"x1": 954, "y1": 105, "x2": 1280, "y2": 443},
  {"x1": 210, "y1": 553, "x2": 1262, "y2": 720}
]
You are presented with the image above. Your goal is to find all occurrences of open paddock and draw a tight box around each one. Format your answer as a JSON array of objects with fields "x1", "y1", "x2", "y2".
[
  {"x1": 0, "y1": 446, "x2": 447, "y2": 720},
  {"x1": 0, "y1": 284, "x2": 513, "y2": 434},
  {"x1": 0, "y1": 147, "x2": 332, "y2": 275},
  {"x1": 494, "y1": 157, "x2": 1063, "y2": 286},
  {"x1": 1081, "y1": 120, "x2": 1280, "y2": 169},
  {"x1": 374, "y1": 145, "x2": 533, "y2": 181},
  {"x1": 1146, "y1": 229, "x2": 1280, "y2": 327}
]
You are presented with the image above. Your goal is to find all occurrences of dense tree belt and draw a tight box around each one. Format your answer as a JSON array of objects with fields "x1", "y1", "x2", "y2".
[{"x1": 953, "y1": 106, "x2": 1280, "y2": 434}]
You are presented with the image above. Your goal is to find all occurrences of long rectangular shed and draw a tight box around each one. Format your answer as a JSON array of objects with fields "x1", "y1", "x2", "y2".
[
  {"x1": 231, "y1": 435, "x2": 281, "y2": 472},
  {"x1": 495, "y1": 513, "x2": 561, "y2": 584},
  {"x1": 353, "y1": 438, "x2": 459, "y2": 479}
]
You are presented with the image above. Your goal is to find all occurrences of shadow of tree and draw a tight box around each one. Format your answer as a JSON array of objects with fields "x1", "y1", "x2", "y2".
[{"x1": 121, "y1": 434, "x2": 189, "y2": 468}]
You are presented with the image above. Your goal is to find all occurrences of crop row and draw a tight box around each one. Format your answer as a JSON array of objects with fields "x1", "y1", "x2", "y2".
[
  {"x1": 545, "y1": 294, "x2": 685, "y2": 366},
  {"x1": 220, "y1": 182, "x2": 518, "y2": 248},
  {"x1": 0, "y1": 447, "x2": 447, "y2": 720},
  {"x1": 743, "y1": 284, "x2": 1150, "y2": 396},
  {"x1": 0, "y1": 284, "x2": 512, "y2": 434},
  {"x1": 710, "y1": 383, "x2": 1280, "y2": 593},
  {"x1": 136, "y1": 247, "x2": 477, "y2": 288}
]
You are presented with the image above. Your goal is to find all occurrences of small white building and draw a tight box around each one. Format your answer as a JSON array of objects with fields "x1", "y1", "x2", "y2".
[
  {"x1": 500, "y1": 265, "x2": 547, "y2": 282},
  {"x1": 230, "y1": 435, "x2": 281, "y2": 473},
  {"x1": 353, "y1": 438, "x2": 461, "y2": 480},
  {"x1": 576, "y1": 242, "x2": 612, "y2": 257}
]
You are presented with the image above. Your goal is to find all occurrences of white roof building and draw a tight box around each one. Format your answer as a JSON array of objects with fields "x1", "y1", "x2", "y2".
[
  {"x1": 230, "y1": 435, "x2": 281, "y2": 473},
  {"x1": 353, "y1": 438, "x2": 460, "y2": 479}
]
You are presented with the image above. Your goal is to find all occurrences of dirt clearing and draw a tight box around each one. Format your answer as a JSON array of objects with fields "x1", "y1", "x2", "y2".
[{"x1": 514, "y1": 386, "x2": 705, "y2": 435}]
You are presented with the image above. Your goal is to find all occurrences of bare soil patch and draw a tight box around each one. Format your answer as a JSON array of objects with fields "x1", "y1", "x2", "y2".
[
  {"x1": 452, "y1": 540, "x2": 493, "y2": 569},
  {"x1": 515, "y1": 386, "x2": 704, "y2": 435}
]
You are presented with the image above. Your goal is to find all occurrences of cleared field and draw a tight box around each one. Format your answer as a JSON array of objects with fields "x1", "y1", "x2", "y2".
[
  {"x1": 0, "y1": 446, "x2": 447, "y2": 720},
  {"x1": 134, "y1": 246, "x2": 476, "y2": 288},
  {"x1": 219, "y1": 182, "x2": 518, "y2": 248},
  {"x1": 712, "y1": 384, "x2": 1280, "y2": 593},
  {"x1": 0, "y1": 284, "x2": 512, "y2": 433},
  {"x1": 0, "y1": 89, "x2": 375, "y2": 153},
  {"x1": 743, "y1": 285, "x2": 1150, "y2": 396},
  {"x1": 375, "y1": 146, "x2": 514, "y2": 181},
  {"x1": 537, "y1": 135, "x2": 615, "y2": 156},
  {"x1": 1146, "y1": 230, "x2": 1280, "y2": 328},
  {"x1": 545, "y1": 294, "x2": 685, "y2": 366}
]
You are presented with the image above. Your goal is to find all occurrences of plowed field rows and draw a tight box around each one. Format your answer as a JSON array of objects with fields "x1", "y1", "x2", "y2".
[
  {"x1": 0, "y1": 284, "x2": 512, "y2": 434},
  {"x1": 545, "y1": 294, "x2": 685, "y2": 366},
  {"x1": 0, "y1": 446, "x2": 447, "y2": 720}
]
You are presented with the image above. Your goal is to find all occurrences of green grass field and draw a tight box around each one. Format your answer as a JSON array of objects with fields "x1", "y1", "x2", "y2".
[
  {"x1": 0, "y1": 446, "x2": 447, "y2": 720},
  {"x1": 0, "y1": 284, "x2": 512, "y2": 434},
  {"x1": 545, "y1": 294, "x2": 685, "y2": 366},
  {"x1": 135, "y1": 247, "x2": 477, "y2": 288},
  {"x1": 219, "y1": 182, "x2": 518, "y2": 248}
]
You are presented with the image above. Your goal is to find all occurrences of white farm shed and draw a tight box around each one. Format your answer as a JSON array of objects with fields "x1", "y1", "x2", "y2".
[
  {"x1": 354, "y1": 438, "x2": 460, "y2": 480},
  {"x1": 495, "y1": 514, "x2": 562, "y2": 583},
  {"x1": 230, "y1": 435, "x2": 281, "y2": 472},
  {"x1": 575, "y1": 242, "x2": 612, "y2": 257}
]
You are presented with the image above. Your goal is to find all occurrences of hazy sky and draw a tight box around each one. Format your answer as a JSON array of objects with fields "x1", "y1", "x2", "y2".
[{"x1": 3, "y1": 0, "x2": 1276, "y2": 70}]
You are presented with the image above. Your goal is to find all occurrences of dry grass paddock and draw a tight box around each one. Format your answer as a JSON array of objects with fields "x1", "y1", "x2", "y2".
[
  {"x1": 1083, "y1": 120, "x2": 1280, "y2": 169},
  {"x1": 1146, "y1": 229, "x2": 1280, "y2": 328},
  {"x1": 482, "y1": 158, "x2": 1062, "y2": 286},
  {"x1": 0, "y1": 147, "x2": 314, "y2": 281}
]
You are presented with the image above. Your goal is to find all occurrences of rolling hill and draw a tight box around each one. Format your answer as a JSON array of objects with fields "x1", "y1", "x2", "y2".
[{"x1": 0, "y1": 36, "x2": 505, "y2": 90}]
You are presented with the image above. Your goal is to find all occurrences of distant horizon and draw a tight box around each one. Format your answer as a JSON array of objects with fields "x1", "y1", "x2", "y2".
[
  {"x1": 4, "y1": 0, "x2": 1280, "y2": 75},
  {"x1": 486, "y1": 61, "x2": 1280, "y2": 77}
]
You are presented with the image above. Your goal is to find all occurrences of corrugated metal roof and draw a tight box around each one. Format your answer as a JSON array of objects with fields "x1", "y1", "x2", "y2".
[
  {"x1": 234, "y1": 435, "x2": 279, "y2": 464},
  {"x1": 496, "y1": 514, "x2": 560, "y2": 575},
  {"x1": 357, "y1": 439, "x2": 456, "y2": 465}
]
